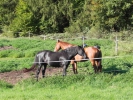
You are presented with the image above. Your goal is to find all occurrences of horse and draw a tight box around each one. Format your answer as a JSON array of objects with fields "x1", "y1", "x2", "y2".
[
  {"x1": 54, "y1": 40, "x2": 102, "y2": 73},
  {"x1": 24, "y1": 46, "x2": 87, "y2": 81}
]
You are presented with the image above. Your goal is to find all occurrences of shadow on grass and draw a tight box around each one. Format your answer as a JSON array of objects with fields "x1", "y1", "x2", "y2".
[
  {"x1": 103, "y1": 68, "x2": 127, "y2": 75},
  {"x1": 0, "y1": 80, "x2": 13, "y2": 89},
  {"x1": 103, "y1": 63, "x2": 133, "y2": 75}
]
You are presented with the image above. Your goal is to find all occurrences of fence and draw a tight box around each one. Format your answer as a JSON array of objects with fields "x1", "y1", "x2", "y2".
[
  {"x1": 0, "y1": 33, "x2": 133, "y2": 74},
  {"x1": 38, "y1": 34, "x2": 133, "y2": 56}
]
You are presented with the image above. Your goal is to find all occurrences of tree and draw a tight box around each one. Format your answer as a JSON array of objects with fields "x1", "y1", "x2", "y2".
[
  {"x1": 0, "y1": 0, "x2": 18, "y2": 32},
  {"x1": 9, "y1": 0, "x2": 33, "y2": 36},
  {"x1": 1, "y1": 0, "x2": 133, "y2": 36},
  {"x1": 90, "y1": 0, "x2": 133, "y2": 31},
  {"x1": 25, "y1": 0, "x2": 85, "y2": 33}
]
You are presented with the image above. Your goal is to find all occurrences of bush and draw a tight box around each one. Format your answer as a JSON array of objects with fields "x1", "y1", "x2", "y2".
[
  {"x1": 24, "y1": 50, "x2": 37, "y2": 57},
  {"x1": 12, "y1": 52, "x2": 25, "y2": 58},
  {"x1": 0, "y1": 50, "x2": 11, "y2": 57}
]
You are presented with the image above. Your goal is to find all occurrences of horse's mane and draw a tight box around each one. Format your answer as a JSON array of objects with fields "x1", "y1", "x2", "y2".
[
  {"x1": 63, "y1": 46, "x2": 82, "y2": 52},
  {"x1": 37, "y1": 50, "x2": 52, "y2": 54},
  {"x1": 58, "y1": 40, "x2": 71, "y2": 44},
  {"x1": 57, "y1": 40, "x2": 75, "y2": 46}
]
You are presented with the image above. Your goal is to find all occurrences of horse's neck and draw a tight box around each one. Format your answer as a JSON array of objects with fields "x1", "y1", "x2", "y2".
[
  {"x1": 61, "y1": 43, "x2": 74, "y2": 50},
  {"x1": 65, "y1": 48, "x2": 77, "y2": 59},
  {"x1": 84, "y1": 47, "x2": 88, "y2": 53}
]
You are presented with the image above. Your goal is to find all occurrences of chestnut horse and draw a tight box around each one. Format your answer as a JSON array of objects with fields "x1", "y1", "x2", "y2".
[{"x1": 54, "y1": 40, "x2": 102, "y2": 73}]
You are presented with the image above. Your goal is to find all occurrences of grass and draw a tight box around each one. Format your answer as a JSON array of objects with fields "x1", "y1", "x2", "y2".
[
  {"x1": 0, "y1": 58, "x2": 33, "y2": 72},
  {"x1": 0, "y1": 38, "x2": 55, "y2": 58},
  {"x1": 0, "y1": 37, "x2": 133, "y2": 100},
  {"x1": 1, "y1": 73, "x2": 133, "y2": 100}
]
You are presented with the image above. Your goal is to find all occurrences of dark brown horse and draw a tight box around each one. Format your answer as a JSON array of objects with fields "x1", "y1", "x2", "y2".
[
  {"x1": 54, "y1": 40, "x2": 102, "y2": 73},
  {"x1": 24, "y1": 46, "x2": 86, "y2": 81}
]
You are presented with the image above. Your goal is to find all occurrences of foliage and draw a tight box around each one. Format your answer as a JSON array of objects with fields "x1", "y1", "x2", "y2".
[
  {"x1": 97, "y1": 0, "x2": 133, "y2": 31},
  {"x1": 9, "y1": 0, "x2": 33, "y2": 36},
  {"x1": 0, "y1": 0, "x2": 18, "y2": 35},
  {"x1": 0, "y1": 0, "x2": 18, "y2": 26},
  {"x1": 0, "y1": 0, "x2": 133, "y2": 36}
]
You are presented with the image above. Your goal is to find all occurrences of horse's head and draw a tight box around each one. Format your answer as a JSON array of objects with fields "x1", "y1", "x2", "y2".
[
  {"x1": 54, "y1": 40, "x2": 74, "y2": 52},
  {"x1": 54, "y1": 40, "x2": 61, "y2": 52},
  {"x1": 77, "y1": 46, "x2": 87, "y2": 59}
]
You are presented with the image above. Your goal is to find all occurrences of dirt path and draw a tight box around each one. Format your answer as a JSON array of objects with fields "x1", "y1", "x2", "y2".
[
  {"x1": 0, "y1": 46, "x2": 74, "y2": 85},
  {"x1": 0, "y1": 67, "x2": 66, "y2": 85}
]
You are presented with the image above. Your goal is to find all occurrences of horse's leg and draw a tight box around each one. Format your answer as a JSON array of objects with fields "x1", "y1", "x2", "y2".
[
  {"x1": 72, "y1": 61, "x2": 78, "y2": 74},
  {"x1": 94, "y1": 60, "x2": 102, "y2": 72},
  {"x1": 63, "y1": 66, "x2": 66, "y2": 76},
  {"x1": 91, "y1": 60, "x2": 97, "y2": 73},
  {"x1": 36, "y1": 64, "x2": 42, "y2": 81},
  {"x1": 98, "y1": 65, "x2": 102, "y2": 72},
  {"x1": 97, "y1": 60, "x2": 102, "y2": 72},
  {"x1": 62, "y1": 65, "x2": 68, "y2": 76},
  {"x1": 71, "y1": 59, "x2": 78, "y2": 74},
  {"x1": 42, "y1": 64, "x2": 47, "y2": 78}
]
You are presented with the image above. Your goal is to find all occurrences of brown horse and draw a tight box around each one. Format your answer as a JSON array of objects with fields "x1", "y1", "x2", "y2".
[{"x1": 54, "y1": 40, "x2": 102, "y2": 73}]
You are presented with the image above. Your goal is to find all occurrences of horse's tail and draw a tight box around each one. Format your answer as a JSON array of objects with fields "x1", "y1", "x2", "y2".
[
  {"x1": 23, "y1": 63, "x2": 37, "y2": 72},
  {"x1": 23, "y1": 55, "x2": 38, "y2": 72},
  {"x1": 97, "y1": 49, "x2": 102, "y2": 72}
]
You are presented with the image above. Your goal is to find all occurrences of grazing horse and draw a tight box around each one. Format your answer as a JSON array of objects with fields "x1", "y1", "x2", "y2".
[
  {"x1": 54, "y1": 40, "x2": 102, "y2": 73},
  {"x1": 24, "y1": 46, "x2": 86, "y2": 81}
]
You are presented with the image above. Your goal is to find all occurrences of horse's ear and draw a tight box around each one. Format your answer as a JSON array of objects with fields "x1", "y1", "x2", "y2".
[
  {"x1": 57, "y1": 39, "x2": 60, "y2": 42},
  {"x1": 78, "y1": 45, "x2": 83, "y2": 48},
  {"x1": 83, "y1": 44, "x2": 87, "y2": 47},
  {"x1": 79, "y1": 44, "x2": 87, "y2": 48}
]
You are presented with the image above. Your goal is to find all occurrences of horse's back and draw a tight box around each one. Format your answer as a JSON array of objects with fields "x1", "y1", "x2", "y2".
[
  {"x1": 84, "y1": 46, "x2": 102, "y2": 60},
  {"x1": 43, "y1": 50, "x2": 69, "y2": 65}
]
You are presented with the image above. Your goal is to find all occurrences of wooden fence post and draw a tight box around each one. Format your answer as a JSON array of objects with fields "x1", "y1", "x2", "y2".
[
  {"x1": 43, "y1": 35, "x2": 46, "y2": 40},
  {"x1": 82, "y1": 36, "x2": 85, "y2": 47},
  {"x1": 115, "y1": 35, "x2": 118, "y2": 55},
  {"x1": 29, "y1": 32, "x2": 31, "y2": 39}
]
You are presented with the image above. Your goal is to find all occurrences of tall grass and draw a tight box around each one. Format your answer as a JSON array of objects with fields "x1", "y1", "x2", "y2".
[{"x1": 0, "y1": 58, "x2": 33, "y2": 72}]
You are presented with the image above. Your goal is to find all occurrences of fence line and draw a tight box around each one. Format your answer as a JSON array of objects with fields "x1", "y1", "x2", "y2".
[
  {"x1": 0, "y1": 54, "x2": 132, "y2": 62},
  {"x1": 39, "y1": 35, "x2": 131, "y2": 56},
  {"x1": 39, "y1": 35, "x2": 114, "y2": 41},
  {"x1": 114, "y1": 35, "x2": 133, "y2": 55},
  {"x1": 1, "y1": 35, "x2": 133, "y2": 77},
  {"x1": 32, "y1": 55, "x2": 132, "y2": 63},
  {"x1": 1, "y1": 35, "x2": 132, "y2": 61},
  {"x1": 35, "y1": 35, "x2": 132, "y2": 56},
  {"x1": 118, "y1": 40, "x2": 133, "y2": 43}
]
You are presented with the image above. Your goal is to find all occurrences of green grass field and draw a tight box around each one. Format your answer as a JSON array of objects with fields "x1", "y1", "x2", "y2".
[{"x1": 0, "y1": 37, "x2": 133, "y2": 100}]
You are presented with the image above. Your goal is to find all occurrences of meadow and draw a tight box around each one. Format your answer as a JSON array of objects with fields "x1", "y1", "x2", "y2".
[{"x1": 0, "y1": 37, "x2": 133, "y2": 100}]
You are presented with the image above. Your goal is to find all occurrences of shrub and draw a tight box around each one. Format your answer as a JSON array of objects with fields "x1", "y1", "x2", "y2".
[
  {"x1": 24, "y1": 50, "x2": 37, "y2": 57},
  {"x1": 0, "y1": 50, "x2": 11, "y2": 57},
  {"x1": 12, "y1": 52, "x2": 25, "y2": 58},
  {"x1": 8, "y1": 50, "x2": 25, "y2": 58}
]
